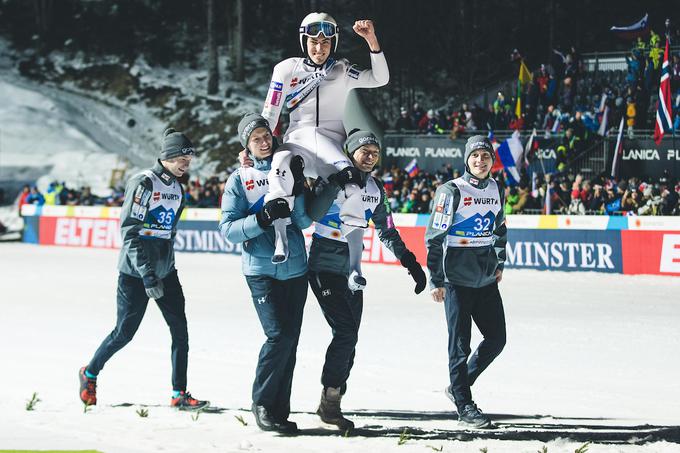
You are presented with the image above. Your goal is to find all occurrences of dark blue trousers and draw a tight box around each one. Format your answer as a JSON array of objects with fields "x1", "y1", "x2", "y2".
[
  {"x1": 444, "y1": 281, "x2": 506, "y2": 412},
  {"x1": 87, "y1": 271, "x2": 189, "y2": 391},
  {"x1": 246, "y1": 273, "x2": 307, "y2": 421},
  {"x1": 308, "y1": 271, "x2": 363, "y2": 393}
]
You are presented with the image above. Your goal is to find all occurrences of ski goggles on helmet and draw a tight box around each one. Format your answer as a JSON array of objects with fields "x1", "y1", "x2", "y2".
[{"x1": 299, "y1": 21, "x2": 337, "y2": 38}]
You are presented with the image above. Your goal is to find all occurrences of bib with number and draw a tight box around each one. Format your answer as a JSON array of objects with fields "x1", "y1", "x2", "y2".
[
  {"x1": 138, "y1": 170, "x2": 182, "y2": 239},
  {"x1": 446, "y1": 177, "x2": 501, "y2": 248},
  {"x1": 314, "y1": 178, "x2": 382, "y2": 243}
]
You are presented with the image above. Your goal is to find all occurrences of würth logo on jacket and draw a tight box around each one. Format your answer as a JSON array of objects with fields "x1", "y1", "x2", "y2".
[
  {"x1": 463, "y1": 197, "x2": 472, "y2": 206},
  {"x1": 245, "y1": 179, "x2": 255, "y2": 190},
  {"x1": 474, "y1": 198, "x2": 499, "y2": 205},
  {"x1": 153, "y1": 192, "x2": 161, "y2": 202}
]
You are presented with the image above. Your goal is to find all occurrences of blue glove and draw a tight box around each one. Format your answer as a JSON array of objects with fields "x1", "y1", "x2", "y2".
[{"x1": 143, "y1": 274, "x2": 164, "y2": 299}]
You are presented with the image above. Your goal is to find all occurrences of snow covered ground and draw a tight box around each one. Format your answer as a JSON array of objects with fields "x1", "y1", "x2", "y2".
[{"x1": 1, "y1": 243, "x2": 679, "y2": 452}]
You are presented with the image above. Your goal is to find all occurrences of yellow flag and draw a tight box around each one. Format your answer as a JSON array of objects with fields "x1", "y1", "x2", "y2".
[
  {"x1": 518, "y1": 60, "x2": 532, "y2": 86},
  {"x1": 516, "y1": 61, "x2": 532, "y2": 117}
]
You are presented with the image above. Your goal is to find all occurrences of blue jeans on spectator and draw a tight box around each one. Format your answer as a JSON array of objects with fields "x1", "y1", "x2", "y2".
[
  {"x1": 87, "y1": 271, "x2": 189, "y2": 391},
  {"x1": 444, "y1": 282, "x2": 506, "y2": 412},
  {"x1": 246, "y1": 274, "x2": 307, "y2": 421}
]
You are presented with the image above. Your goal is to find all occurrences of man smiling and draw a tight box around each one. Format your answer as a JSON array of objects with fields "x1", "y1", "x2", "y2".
[
  {"x1": 79, "y1": 128, "x2": 208, "y2": 412},
  {"x1": 425, "y1": 135, "x2": 508, "y2": 429}
]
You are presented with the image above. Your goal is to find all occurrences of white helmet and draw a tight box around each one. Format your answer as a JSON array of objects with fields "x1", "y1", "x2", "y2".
[{"x1": 299, "y1": 12, "x2": 339, "y2": 56}]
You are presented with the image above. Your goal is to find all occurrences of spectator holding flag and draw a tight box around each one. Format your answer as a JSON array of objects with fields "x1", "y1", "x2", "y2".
[{"x1": 405, "y1": 158, "x2": 419, "y2": 178}]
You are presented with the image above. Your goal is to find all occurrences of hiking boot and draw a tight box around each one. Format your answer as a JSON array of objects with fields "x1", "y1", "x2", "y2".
[
  {"x1": 170, "y1": 391, "x2": 209, "y2": 411},
  {"x1": 317, "y1": 387, "x2": 354, "y2": 430},
  {"x1": 457, "y1": 403, "x2": 492, "y2": 429},
  {"x1": 252, "y1": 403, "x2": 298, "y2": 433},
  {"x1": 79, "y1": 367, "x2": 97, "y2": 406}
]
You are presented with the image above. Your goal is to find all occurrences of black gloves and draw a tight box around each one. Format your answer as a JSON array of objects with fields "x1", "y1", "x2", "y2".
[
  {"x1": 290, "y1": 155, "x2": 306, "y2": 196},
  {"x1": 329, "y1": 166, "x2": 365, "y2": 188},
  {"x1": 256, "y1": 198, "x2": 291, "y2": 228},
  {"x1": 400, "y1": 250, "x2": 427, "y2": 294},
  {"x1": 143, "y1": 274, "x2": 164, "y2": 299}
]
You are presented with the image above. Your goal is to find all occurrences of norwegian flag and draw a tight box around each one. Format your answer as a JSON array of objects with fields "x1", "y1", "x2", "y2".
[{"x1": 653, "y1": 38, "x2": 673, "y2": 145}]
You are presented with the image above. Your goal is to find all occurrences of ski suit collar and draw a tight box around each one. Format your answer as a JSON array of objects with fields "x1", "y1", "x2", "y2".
[
  {"x1": 153, "y1": 160, "x2": 177, "y2": 186},
  {"x1": 462, "y1": 170, "x2": 491, "y2": 189}
]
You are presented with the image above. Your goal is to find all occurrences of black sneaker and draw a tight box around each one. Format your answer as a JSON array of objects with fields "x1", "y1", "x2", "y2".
[
  {"x1": 252, "y1": 404, "x2": 298, "y2": 433},
  {"x1": 79, "y1": 367, "x2": 97, "y2": 406},
  {"x1": 170, "y1": 391, "x2": 209, "y2": 411},
  {"x1": 457, "y1": 403, "x2": 492, "y2": 429}
]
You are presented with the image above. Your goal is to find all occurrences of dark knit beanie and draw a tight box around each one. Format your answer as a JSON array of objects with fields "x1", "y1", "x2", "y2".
[
  {"x1": 238, "y1": 113, "x2": 271, "y2": 150},
  {"x1": 160, "y1": 128, "x2": 195, "y2": 160}
]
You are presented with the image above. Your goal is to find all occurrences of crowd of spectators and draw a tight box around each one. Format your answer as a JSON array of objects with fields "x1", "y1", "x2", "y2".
[
  {"x1": 393, "y1": 35, "x2": 680, "y2": 141},
  {"x1": 15, "y1": 176, "x2": 226, "y2": 212},
  {"x1": 11, "y1": 34, "x2": 680, "y2": 219},
  {"x1": 375, "y1": 164, "x2": 680, "y2": 217},
  {"x1": 13, "y1": 163, "x2": 680, "y2": 217}
]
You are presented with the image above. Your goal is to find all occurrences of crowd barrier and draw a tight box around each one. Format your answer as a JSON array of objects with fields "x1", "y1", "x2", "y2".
[{"x1": 20, "y1": 205, "x2": 680, "y2": 277}]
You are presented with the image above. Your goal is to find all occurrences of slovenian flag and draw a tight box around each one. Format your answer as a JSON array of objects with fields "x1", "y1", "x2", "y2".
[
  {"x1": 383, "y1": 174, "x2": 394, "y2": 193},
  {"x1": 497, "y1": 130, "x2": 524, "y2": 185},
  {"x1": 653, "y1": 37, "x2": 673, "y2": 145},
  {"x1": 404, "y1": 158, "x2": 419, "y2": 177}
]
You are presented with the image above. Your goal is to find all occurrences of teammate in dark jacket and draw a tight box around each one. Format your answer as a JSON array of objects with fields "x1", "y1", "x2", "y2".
[
  {"x1": 306, "y1": 129, "x2": 426, "y2": 430},
  {"x1": 425, "y1": 135, "x2": 507, "y2": 429},
  {"x1": 79, "y1": 128, "x2": 208, "y2": 411}
]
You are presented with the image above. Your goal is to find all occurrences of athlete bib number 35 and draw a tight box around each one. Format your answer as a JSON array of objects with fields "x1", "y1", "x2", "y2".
[{"x1": 156, "y1": 211, "x2": 174, "y2": 225}]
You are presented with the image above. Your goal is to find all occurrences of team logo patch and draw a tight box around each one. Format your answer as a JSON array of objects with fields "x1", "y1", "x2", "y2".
[
  {"x1": 463, "y1": 197, "x2": 472, "y2": 206},
  {"x1": 245, "y1": 179, "x2": 255, "y2": 191},
  {"x1": 348, "y1": 66, "x2": 360, "y2": 79},
  {"x1": 270, "y1": 81, "x2": 283, "y2": 91},
  {"x1": 269, "y1": 90, "x2": 282, "y2": 106},
  {"x1": 153, "y1": 191, "x2": 161, "y2": 202},
  {"x1": 385, "y1": 214, "x2": 395, "y2": 229},
  {"x1": 291, "y1": 77, "x2": 299, "y2": 87}
]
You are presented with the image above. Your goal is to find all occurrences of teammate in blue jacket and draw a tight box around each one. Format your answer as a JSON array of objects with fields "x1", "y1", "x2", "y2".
[{"x1": 219, "y1": 113, "x2": 310, "y2": 433}]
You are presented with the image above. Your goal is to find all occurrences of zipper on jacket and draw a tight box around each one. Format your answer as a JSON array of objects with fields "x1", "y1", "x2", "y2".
[{"x1": 315, "y1": 86, "x2": 320, "y2": 127}]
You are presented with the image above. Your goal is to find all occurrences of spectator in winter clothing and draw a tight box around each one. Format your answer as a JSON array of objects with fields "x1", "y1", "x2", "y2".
[
  {"x1": 395, "y1": 107, "x2": 415, "y2": 131},
  {"x1": 26, "y1": 186, "x2": 45, "y2": 206}
]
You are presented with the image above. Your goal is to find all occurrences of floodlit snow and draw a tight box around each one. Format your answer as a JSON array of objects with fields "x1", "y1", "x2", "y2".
[
  {"x1": 1, "y1": 243, "x2": 679, "y2": 452},
  {"x1": 0, "y1": 78, "x2": 126, "y2": 197}
]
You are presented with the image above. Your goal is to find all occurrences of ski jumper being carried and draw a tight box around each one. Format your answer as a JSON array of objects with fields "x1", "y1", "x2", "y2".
[{"x1": 261, "y1": 13, "x2": 389, "y2": 291}]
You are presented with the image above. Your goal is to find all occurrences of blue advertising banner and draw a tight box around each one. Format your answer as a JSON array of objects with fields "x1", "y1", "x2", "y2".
[{"x1": 505, "y1": 229, "x2": 623, "y2": 273}]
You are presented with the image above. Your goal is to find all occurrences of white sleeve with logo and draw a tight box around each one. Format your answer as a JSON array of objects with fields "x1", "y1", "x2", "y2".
[
  {"x1": 345, "y1": 52, "x2": 389, "y2": 89},
  {"x1": 261, "y1": 58, "x2": 296, "y2": 132}
]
